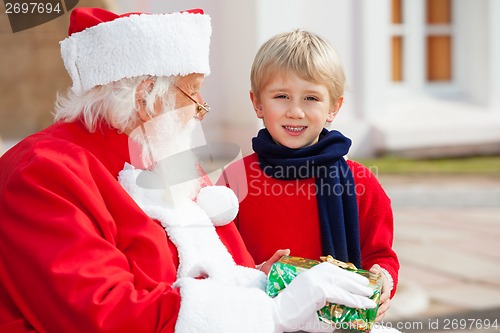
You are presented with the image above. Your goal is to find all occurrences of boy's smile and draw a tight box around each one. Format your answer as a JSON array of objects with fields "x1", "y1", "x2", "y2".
[
  {"x1": 283, "y1": 125, "x2": 307, "y2": 135},
  {"x1": 251, "y1": 73, "x2": 341, "y2": 149}
]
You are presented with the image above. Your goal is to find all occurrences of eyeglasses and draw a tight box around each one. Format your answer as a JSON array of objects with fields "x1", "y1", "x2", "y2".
[{"x1": 174, "y1": 85, "x2": 210, "y2": 120}]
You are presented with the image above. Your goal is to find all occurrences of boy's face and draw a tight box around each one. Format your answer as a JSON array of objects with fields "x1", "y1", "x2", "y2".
[{"x1": 250, "y1": 73, "x2": 341, "y2": 149}]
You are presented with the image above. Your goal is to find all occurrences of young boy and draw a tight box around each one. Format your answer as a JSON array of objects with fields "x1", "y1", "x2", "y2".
[{"x1": 220, "y1": 30, "x2": 399, "y2": 321}]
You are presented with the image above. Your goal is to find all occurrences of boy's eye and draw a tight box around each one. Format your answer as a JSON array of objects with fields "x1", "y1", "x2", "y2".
[
  {"x1": 274, "y1": 94, "x2": 288, "y2": 99},
  {"x1": 305, "y1": 96, "x2": 319, "y2": 101}
]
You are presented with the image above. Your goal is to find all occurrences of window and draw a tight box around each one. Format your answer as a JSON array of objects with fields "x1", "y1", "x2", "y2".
[
  {"x1": 390, "y1": 0, "x2": 453, "y2": 83},
  {"x1": 391, "y1": 0, "x2": 404, "y2": 82},
  {"x1": 426, "y1": 0, "x2": 452, "y2": 81},
  {"x1": 392, "y1": 36, "x2": 403, "y2": 82}
]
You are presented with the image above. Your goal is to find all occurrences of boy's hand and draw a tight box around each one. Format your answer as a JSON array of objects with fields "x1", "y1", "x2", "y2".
[
  {"x1": 370, "y1": 264, "x2": 392, "y2": 322},
  {"x1": 256, "y1": 249, "x2": 290, "y2": 275}
]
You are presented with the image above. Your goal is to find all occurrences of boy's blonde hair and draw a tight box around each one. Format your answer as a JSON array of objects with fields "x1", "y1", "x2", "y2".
[{"x1": 250, "y1": 29, "x2": 345, "y2": 105}]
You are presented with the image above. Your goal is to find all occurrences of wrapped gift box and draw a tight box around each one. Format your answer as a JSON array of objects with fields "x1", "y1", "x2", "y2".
[{"x1": 266, "y1": 255, "x2": 382, "y2": 332}]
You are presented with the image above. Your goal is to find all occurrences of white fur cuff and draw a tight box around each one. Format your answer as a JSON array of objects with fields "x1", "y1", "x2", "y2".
[
  {"x1": 380, "y1": 268, "x2": 394, "y2": 292},
  {"x1": 175, "y1": 277, "x2": 276, "y2": 333}
]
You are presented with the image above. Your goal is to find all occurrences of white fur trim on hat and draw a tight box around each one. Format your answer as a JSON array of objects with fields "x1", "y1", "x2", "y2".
[{"x1": 60, "y1": 11, "x2": 211, "y2": 94}]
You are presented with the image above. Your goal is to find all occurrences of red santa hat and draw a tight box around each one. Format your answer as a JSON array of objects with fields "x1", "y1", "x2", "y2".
[{"x1": 60, "y1": 7, "x2": 211, "y2": 94}]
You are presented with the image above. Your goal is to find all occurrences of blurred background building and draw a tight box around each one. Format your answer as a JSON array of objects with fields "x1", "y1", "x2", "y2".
[
  {"x1": 1, "y1": 0, "x2": 499, "y2": 158},
  {"x1": 0, "y1": 0, "x2": 116, "y2": 152}
]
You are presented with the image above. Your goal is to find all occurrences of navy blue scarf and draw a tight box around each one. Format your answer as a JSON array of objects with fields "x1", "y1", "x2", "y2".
[{"x1": 252, "y1": 128, "x2": 361, "y2": 267}]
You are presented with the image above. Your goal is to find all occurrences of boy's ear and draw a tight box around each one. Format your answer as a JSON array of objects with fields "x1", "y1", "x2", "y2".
[
  {"x1": 250, "y1": 90, "x2": 264, "y2": 118},
  {"x1": 327, "y1": 97, "x2": 343, "y2": 122}
]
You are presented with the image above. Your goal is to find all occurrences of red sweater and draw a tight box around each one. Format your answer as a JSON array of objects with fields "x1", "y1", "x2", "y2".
[
  {"x1": 221, "y1": 153, "x2": 399, "y2": 296},
  {"x1": 0, "y1": 121, "x2": 255, "y2": 333}
]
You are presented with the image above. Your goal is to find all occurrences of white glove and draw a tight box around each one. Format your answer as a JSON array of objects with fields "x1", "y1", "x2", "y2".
[{"x1": 272, "y1": 262, "x2": 376, "y2": 332}]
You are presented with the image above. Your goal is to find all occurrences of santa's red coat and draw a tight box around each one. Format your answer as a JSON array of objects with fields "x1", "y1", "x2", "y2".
[
  {"x1": 0, "y1": 121, "x2": 256, "y2": 332},
  {"x1": 221, "y1": 153, "x2": 399, "y2": 297}
]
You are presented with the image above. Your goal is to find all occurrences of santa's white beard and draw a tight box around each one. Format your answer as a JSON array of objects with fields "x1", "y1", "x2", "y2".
[{"x1": 129, "y1": 108, "x2": 203, "y2": 204}]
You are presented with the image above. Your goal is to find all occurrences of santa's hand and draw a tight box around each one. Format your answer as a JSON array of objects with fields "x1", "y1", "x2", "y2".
[
  {"x1": 272, "y1": 262, "x2": 376, "y2": 332},
  {"x1": 257, "y1": 249, "x2": 290, "y2": 275}
]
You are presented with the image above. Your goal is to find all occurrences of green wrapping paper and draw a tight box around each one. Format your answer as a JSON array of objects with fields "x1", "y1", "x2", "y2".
[{"x1": 266, "y1": 255, "x2": 382, "y2": 332}]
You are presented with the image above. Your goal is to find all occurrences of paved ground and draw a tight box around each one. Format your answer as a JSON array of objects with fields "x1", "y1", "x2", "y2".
[{"x1": 378, "y1": 174, "x2": 500, "y2": 333}]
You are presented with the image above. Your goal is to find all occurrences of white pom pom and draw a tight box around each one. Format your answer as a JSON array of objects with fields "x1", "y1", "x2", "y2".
[{"x1": 196, "y1": 186, "x2": 239, "y2": 226}]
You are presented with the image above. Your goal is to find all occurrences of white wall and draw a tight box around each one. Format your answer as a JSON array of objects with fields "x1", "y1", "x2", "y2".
[
  {"x1": 118, "y1": 0, "x2": 363, "y2": 156},
  {"x1": 455, "y1": 0, "x2": 489, "y2": 105},
  {"x1": 489, "y1": 0, "x2": 500, "y2": 112},
  {"x1": 116, "y1": 0, "x2": 500, "y2": 157},
  {"x1": 356, "y1": 0, "x2": 391, "y2": 119},
  {"x1": 117, "y1": 0, "x2": 260, "y2": 155}
]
